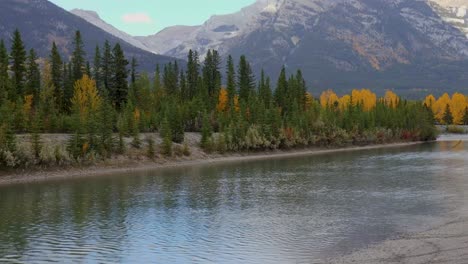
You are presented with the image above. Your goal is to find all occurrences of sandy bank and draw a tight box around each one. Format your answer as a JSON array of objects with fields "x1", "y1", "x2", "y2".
[
  {"x1": 328, "y1": 212, "x2": 468, "y2": 264},
  {"x1": 0, "y1": 141, "x2": 425, "y2": 186}
]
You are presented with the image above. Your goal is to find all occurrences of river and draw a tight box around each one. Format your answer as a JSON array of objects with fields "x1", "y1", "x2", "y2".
[{"x1": 1, "y1": 137, "x2": 467, "y2": 263}]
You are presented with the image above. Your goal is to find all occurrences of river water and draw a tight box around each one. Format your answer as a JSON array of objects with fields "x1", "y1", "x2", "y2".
[{"x1": 1, "y1": 137, "x2": 467, "y2": 263}]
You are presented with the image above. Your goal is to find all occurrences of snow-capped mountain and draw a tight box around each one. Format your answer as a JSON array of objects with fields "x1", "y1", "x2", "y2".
[
  {"x1": 429, "y1": 0, "x2": 468, "y2": 38},
  {"x1": 135, "y1": 25, "x2": 200, "y2": 55},
  {"x1": 71, "y1": 0, "x2": 468, "y2": 93}
]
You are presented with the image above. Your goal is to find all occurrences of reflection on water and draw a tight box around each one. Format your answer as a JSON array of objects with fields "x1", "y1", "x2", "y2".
[{"x1": 1, "y1": 141, "x2": 468, "y2": 263}]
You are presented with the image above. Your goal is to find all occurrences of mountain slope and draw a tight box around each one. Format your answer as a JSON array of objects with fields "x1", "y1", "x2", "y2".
[
  {"x1": 429, "y1": 0, "x2": 468, "y2": 38},
  {"x1": 0, "y1": 0, "x2": 177, "y2": 71},
  {"x1": 135, "y1": 25, "x2": 200, "y2": 55},
  {"x1": 156, "y1": 0, "x2": 468, "y2": 94},
  {"x1": 70, "y1": 9, "x2": 151, "y2": 52}
]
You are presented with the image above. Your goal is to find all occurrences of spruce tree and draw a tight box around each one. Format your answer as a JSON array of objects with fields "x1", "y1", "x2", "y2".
[
  {"x1": 258, "y1": 70, "x2": 272, "y2": 108},
  {"x1": 186, "y1": 50, "x2": 199, "y2": 100},
  {"x1": 50, "y1": 42, "x2": 63, "y2": 109},
  {"x1": 154, "y1": 64, "x2": 161, "y2": 93},
  {"x1": 10, "y1": 29, "x2": 27, "y2": 100},
  {"x1": 25, "y1": 49, "x2": 41, "y2": 100},
  {"x1": 237, "y1": 55, "x2": 255, "y2": 103},
  {"x1": 274, "y1": 66, "x2": 288, "y2": 112},
  {"x1": 111, "y1": 43, "x2": 129, "y2": 110},
  {"x1": 71, "y1": 31, "x2": 86, "y2": 82},
  {"x1": 463, "y1": 107, "x2": 468, "y2": 126},
  {"x1": 93, "y1": 45, "x2": 102, "y2": 90},
  {"x1": 202, "y1": 49, "x2": 221, "y2": 105},
  {"x1": 443, "y1": 104, "x2": 453, "y2": 125},
  {"x1": 102, "y1": 40, "x2": 112, "y2": 93},
  {"x1": 0, "y1": 40, "x2": 9, "y2": 101},
  {"x1": 226, "y1": 55, "x2": 236, "y2": 110},
  {"x1": 130, "y1": 57, "x2": 138, "y2": 86},
  {"x1": 160, "y1": 117, "x2": 172, "y2": 156}
]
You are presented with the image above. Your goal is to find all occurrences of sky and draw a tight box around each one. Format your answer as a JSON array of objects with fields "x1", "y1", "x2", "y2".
[{"x1": 49, "y1": 0, "x2": 256, "y2": 36}]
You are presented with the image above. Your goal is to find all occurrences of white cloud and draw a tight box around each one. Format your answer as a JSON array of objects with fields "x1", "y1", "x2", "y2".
[{"x1": 122, "y1": 13, "x2": 153, "y2": 24}]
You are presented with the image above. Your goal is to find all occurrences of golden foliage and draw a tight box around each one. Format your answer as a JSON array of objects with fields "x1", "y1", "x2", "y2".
[
  {"x1": 351, "y1": 89, "x2": 377, "y2": 111},
  {"x1": 434, "y1": 93, "x2": 451, "y2": 123},
  {"x1": 450, "y1": 93, "x2": 467, "y2": 125},
  {"x1": 217, "y1": 88, "x2": 229, "y2": 113},
  {"x1": 384, "y1": 90, "x2": 399, "y2": 109},
  {"x1": 233, "y1": 95, "x2": 240, "y2": 113},
  {"x1": 23, "y1": 95, "x2": 34, "y2": 121},
  {"x1": 339, "y1": 95, "x2": 351, "y2": 111},
  {"x1": 320, "y1": 89, "x2": 339, "y2": 108},
  {"x1": 305, "y1": 92, "x2": 314, "y2": 109},
  {"x1": 71, "y1": 75, "x2": 101, "y2": 123}
]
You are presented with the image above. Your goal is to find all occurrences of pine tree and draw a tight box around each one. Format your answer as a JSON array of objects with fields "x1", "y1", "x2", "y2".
[
  {"x1": 463, "y1": 107, "x2": 468, "y2": 126},
  {"x1": 50, "y1": 42, "x2": 63, "y2": 109},
  {"x1": 201, "y1": 112, "x2": 212, "y2": 150},
  {"x1": 110, "y1": 43, "x2": 129, "y2": 110},
  {"x1": 10, "y1": 29, "x2": 27, "y2": 100},
  {"x1": 274, "y1": 66, "x2": 288, "y2": 112},
  {"x1": 226, "y1": 55, "x2": 236, "y2": 110},
  {"x1": 93, "y1": 45, "x2": 102, "y2": 90},
  {"x1": 443, "y1": 104, "x2": 453, "y2": 125},
  {"x1": 102, "y1": 40, "x2": 112, "y2": 93},
  {"x1": 71, "y1": 31, "x2": 86, "y2": 82},
  {"x1": 202, "y1": 49, "x2": 221, "y2": 105},
  {"x1": 237, "y1": 55, "x2": 255, "y2": 103},
  {"x1": 0, "y1": 40, "x2": 9, "y2": 101},
  {"x1": 258, "y1": 70, "x2": 272, "y2": 108},
  {"x1": 186, "y1": 50, "x2": 199, "y2": 100},
  {"x1": 160, "y1": 117, "x2": 172, "y2": 156},
  {"x1": 130, "y1": 57, "x2": 138, "y2": 86},
  {"x1": 25, "y1": 49, "x2": 41, "y2": 100},
  {"x1": 154, "y1": 64, "x2": 161, "y2": 93},
  {"x1": 86, "y1": 61, "x2": 91, "y2": 77}
]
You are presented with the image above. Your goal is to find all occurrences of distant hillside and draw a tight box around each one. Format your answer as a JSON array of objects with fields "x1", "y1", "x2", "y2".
[{"x1": 0, "y1": 0, "x2": 179, "y2": 72}]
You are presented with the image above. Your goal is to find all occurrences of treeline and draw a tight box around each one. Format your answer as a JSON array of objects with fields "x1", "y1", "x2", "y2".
[
  {"x1": 424, "y1": 93, "x2": 468, "y2": 125},
  {"x1": 0, "y1": 30, "x2": 437, "y2": 168}
]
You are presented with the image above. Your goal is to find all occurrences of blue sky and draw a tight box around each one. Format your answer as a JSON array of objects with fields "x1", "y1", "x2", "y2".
[{"x1": 49, "y1": 0, "x2": 256, "y2": 36}]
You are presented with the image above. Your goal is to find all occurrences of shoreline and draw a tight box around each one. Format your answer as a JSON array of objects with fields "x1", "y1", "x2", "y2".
[
  {"x1": 328, "y1": 210, "x2": 468, "y2": 264},
  {"x1": 0, "y1": 141, "x2": 427, "y2": 186}
]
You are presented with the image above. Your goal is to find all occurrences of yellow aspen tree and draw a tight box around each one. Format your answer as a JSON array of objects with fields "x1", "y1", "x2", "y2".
[
  {"x1": 71, "y1": 74, "x2": 101, "y2": 124},
  {"x1": 216, "y1": 88, "x2": 228, "y2": 113},
  {"x1": 320, "y1": 89, "x2": 339, "y2": 108},
  {"x1": 352, "y1": 89, "x2": 376, "y2": 111},
  {"x1": 434, "y1": 93, "x2": 451, "y2": 123},
  {"x1": 384, "y1": 90, "x2": 399, "y2": 108},
  {"x1": 339, "y1": 95, "x2": 351, "y2": 111},
  {"x1": 424, "y1": 94, "x2": 436, "y2": 114},
  {"x1": 450, "y1": 93, "x2": 467, "y2": 125},
  {"x1": 23, "y1": 95, "x2": 34, "y2": 123}
]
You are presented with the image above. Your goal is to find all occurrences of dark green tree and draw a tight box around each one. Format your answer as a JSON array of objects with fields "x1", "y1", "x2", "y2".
[
  {"x1": 93, "y1": 45, "x2": 102, "y2": 90},
  {"x1": 130, "y1": 57, "x2": 138, "y2": 86},
  {"x1": 186, "y1": 50, "x2": 199, "y2": 100},
  {"x1": 202, "y1": 49, "x2": 221, "y2": 105},
  {"x1": 226, "y1": 55, "x2": 236, "y2": 109},
  {"x1": 10, "y1": 29, "x2": 27, "y2": 100},
  {"x1": 0, "y1": 40, "x2": 10, "y2": 101},
  {"x1": 110, "y1": 43, "x2": 129, "y2": 110},
  {"x1": 443, "y1": 104, "x2": 453, "y2": 125},
  {"x1": 102, "y1": 40, "x2": 112, "y2": 93},
  {"x1": 25, "y1": 49, "x2": 41, "y2": 100},
  {"x1": 71, "y1": 30, "x2": 86, "y2": 82},
  {"x1": 50, "y1": 42, "x2": 63, "y2": 108},
  {"x1": 237, "y1": 55, "x2": 255, "y2": 103}
]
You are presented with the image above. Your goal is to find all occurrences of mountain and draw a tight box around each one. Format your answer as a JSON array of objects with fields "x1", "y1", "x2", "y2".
[
  {"x1": 70, "y1": 9, "x2": 151, "y2": 52},
  {"x1": 142, "y1": 0, "x2": 468, "y2": 95},
  {"x1": 429, "y1": 0, "x2": 468, "y2": 38},
  {"x1": 135, "y1": 26, "x2": 200, "y2": 55},
  {"x1": 0, "y1": 0, "x2": 177, "y2": 72}
]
